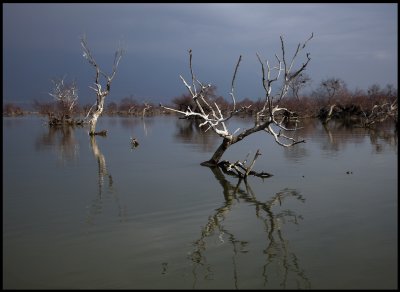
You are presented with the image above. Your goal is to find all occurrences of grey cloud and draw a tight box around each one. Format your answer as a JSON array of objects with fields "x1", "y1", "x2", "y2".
[{"x1": 3, "y1": 3, "x2": 397, "y2": 106}]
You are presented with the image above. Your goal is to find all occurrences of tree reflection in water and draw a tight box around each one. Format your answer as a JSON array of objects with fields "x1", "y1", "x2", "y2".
[
  {"x1": 119, "y1": 116, "x2": 155, "y2": 137},
  {"x1": 281, "y1": 118, "x2": 397, "y2": 162},
  {"x1": 35, "y1": 124, "x2": 80, "y2": 163},
  {"x1": 34, "y1": 125, "x2": 127, "y2": 224},
  {"x1": 321, "y1": 119, "x2": 398, "y2": 154},
  {"x1": 368, "y1": 125, "x2": 398, "y2": 154},
  {"x1": 174, "y1": 118, "x2": 219, "y2": 152},
  {"x1": 189, "y1": 166, "x2": 310, "y2": 289},
  {"x1": 87, "y1": 136, "x2": 126, "y2": 225}
]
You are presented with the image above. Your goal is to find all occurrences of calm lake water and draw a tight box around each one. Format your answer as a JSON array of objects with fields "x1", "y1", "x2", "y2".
[{"x1": 3, "y1": 115, "x2": 398, "y2": 289}]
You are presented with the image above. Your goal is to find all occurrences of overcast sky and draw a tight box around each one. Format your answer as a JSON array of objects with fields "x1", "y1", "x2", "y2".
[{"x1": 3, "y1": 3, "x2": 398, "y2": 107}]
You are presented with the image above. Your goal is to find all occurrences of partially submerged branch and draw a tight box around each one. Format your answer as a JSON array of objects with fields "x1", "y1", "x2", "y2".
[{"x1": 217, "y1": 149, "x2": 273, "y2": 179}]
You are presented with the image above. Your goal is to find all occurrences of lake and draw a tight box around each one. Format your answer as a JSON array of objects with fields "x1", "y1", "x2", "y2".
[{"x1": 3, "y1": 115, "x2": 398, "y2": 289}]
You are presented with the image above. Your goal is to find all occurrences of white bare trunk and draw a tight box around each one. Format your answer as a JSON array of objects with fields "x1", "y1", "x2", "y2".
[
  {"x1": 89, "y1": 96, "x2": 105, "y2": 135},
  {"x1": 81, "y1": 35, "x2": 123, "y2": 136}
]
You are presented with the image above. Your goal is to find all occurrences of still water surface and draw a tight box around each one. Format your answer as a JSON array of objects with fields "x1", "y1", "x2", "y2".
[{"x1": 3, "y1": 116, "x2": 397, "y2": 289}]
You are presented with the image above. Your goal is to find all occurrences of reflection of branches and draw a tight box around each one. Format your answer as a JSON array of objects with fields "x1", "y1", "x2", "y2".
[
  {"x1": 119, "y1": 117, "x2": 155, "y2": 137},
  {"x1": 141, "y1": 117, "x2": 155, "y2": 137},
  {"x1": 119, "y1": 117, "x2": 141, "y2": 129},
  {"x1": 90, "y1": 136, "x2": 110, "y2": 195},
  {"x1": 35, "y1": 125, "x2": 79, "y2": 163},
  {"x1": 189, "y1": 167, "x2": 310, "y2": 289},
  {"x1": 174, "y1": 118, "x2": 220, "y2": 152},
  {"x1": 87, "y1": 136, "x2": 126, "y2": 225},
  {"x1": 143, "y1": 118, "x2": 148, "y2": 136},
  {"x1": 367, "y1": 123, "x2": 398, "y2": 154},
  {"x1": 321, "y1": 119, "x2": 397, "y2": 154},
  {"x1": 258, "y1": 189, "x2": 308, "y2": 289}
]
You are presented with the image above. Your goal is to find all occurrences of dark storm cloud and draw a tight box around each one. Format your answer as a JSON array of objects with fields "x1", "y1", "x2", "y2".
[{"x1": 3, "y1": 3, "x2": 397, "y2": 107}]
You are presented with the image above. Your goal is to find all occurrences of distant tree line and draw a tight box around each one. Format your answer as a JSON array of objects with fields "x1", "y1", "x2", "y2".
[
  {"x1": 27, "y1": 95, "x2": 161, "y2": 118},
  {"x1": 3, "y1": 77, "x2": 397, "y2": 128},
  {"x1": 168, "y1": 78, "x2": 397, "y2": 125},
  {"x1": 2, "y1": 103, "x2": 24, "y2": 116}
]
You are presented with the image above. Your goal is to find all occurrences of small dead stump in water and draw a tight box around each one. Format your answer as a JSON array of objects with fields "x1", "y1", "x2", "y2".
[
  {"x1": 89, "y1": 130, "x2": 107, "y2": 136},
  {"x1": 130, "y1": 137, "x2": 139, "y2": 148}
]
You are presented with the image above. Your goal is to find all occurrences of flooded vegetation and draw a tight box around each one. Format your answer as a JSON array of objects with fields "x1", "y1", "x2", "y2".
[
  {"x1": 3, "y1": 115, "x2": 397, "y2": 289},
  {"x1": 4, "y1": 4, "x2": 397, "y2": 289}
]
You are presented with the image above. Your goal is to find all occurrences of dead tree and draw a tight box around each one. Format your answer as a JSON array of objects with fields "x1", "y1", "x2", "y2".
[
  {"x1": 142, "y1": 102, "x2": 152, "y2": 118},
  {"x1": 288, "y1": 72, "x2": 311, "y2": 100},
  {"x1": 81, "y1": 35, "x2": 124, "y2": 136},
  {"x1": 320, "y1": 77, "x2": 346, "y2": 104},
  {"x1": 361, "y1": 99, "x2": 398, "y2": 128},
  {"x1": 49, "y1": 77, "x2": 78, "y2": 115},
  {"x1": 48, "y1": 77, "x2": 83, "y2": 125},
  {"x1": 319, "y1": 99, "x2": 398, "y2": 128},
  {"x1": 162, "y1": 34, "x2": 313, "y2": 169}
]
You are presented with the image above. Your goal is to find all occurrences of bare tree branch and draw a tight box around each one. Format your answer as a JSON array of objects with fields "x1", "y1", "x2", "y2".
[
  {"x1": 80, "y1": 35, "x2": 124, "y2": 135},
  {"x1": 163, "y1": 34, "x2": 313, "y2": 168},
  {"x1": 228, "y1": 55, "x2": 242, "y2": 116}
]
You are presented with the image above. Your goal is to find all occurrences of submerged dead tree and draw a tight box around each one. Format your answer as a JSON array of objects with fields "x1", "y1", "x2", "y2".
[
  {"x1": 81, "y1": 35, "x2": 124, "y2": 135},
  {"x1": 48, "y1": 77, "x2": 84, "y2": 126},
  {"x1": 162, "y1": 34, "x2": 313, "y2": 170},
  {"x1": 361, "y1": 99, "x2": 398, "y2": 128},
  {"x1": 318, "y1": 99, "x2": 398, "y2": 128},
  {"x1": 49, "y1": 77, "x2": 78, "y2": 116}
]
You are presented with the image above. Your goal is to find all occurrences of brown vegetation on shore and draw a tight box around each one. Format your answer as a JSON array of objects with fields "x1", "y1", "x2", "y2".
[{"x1": 3, "y1": 80, "x2": 397, "y2": 129}]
